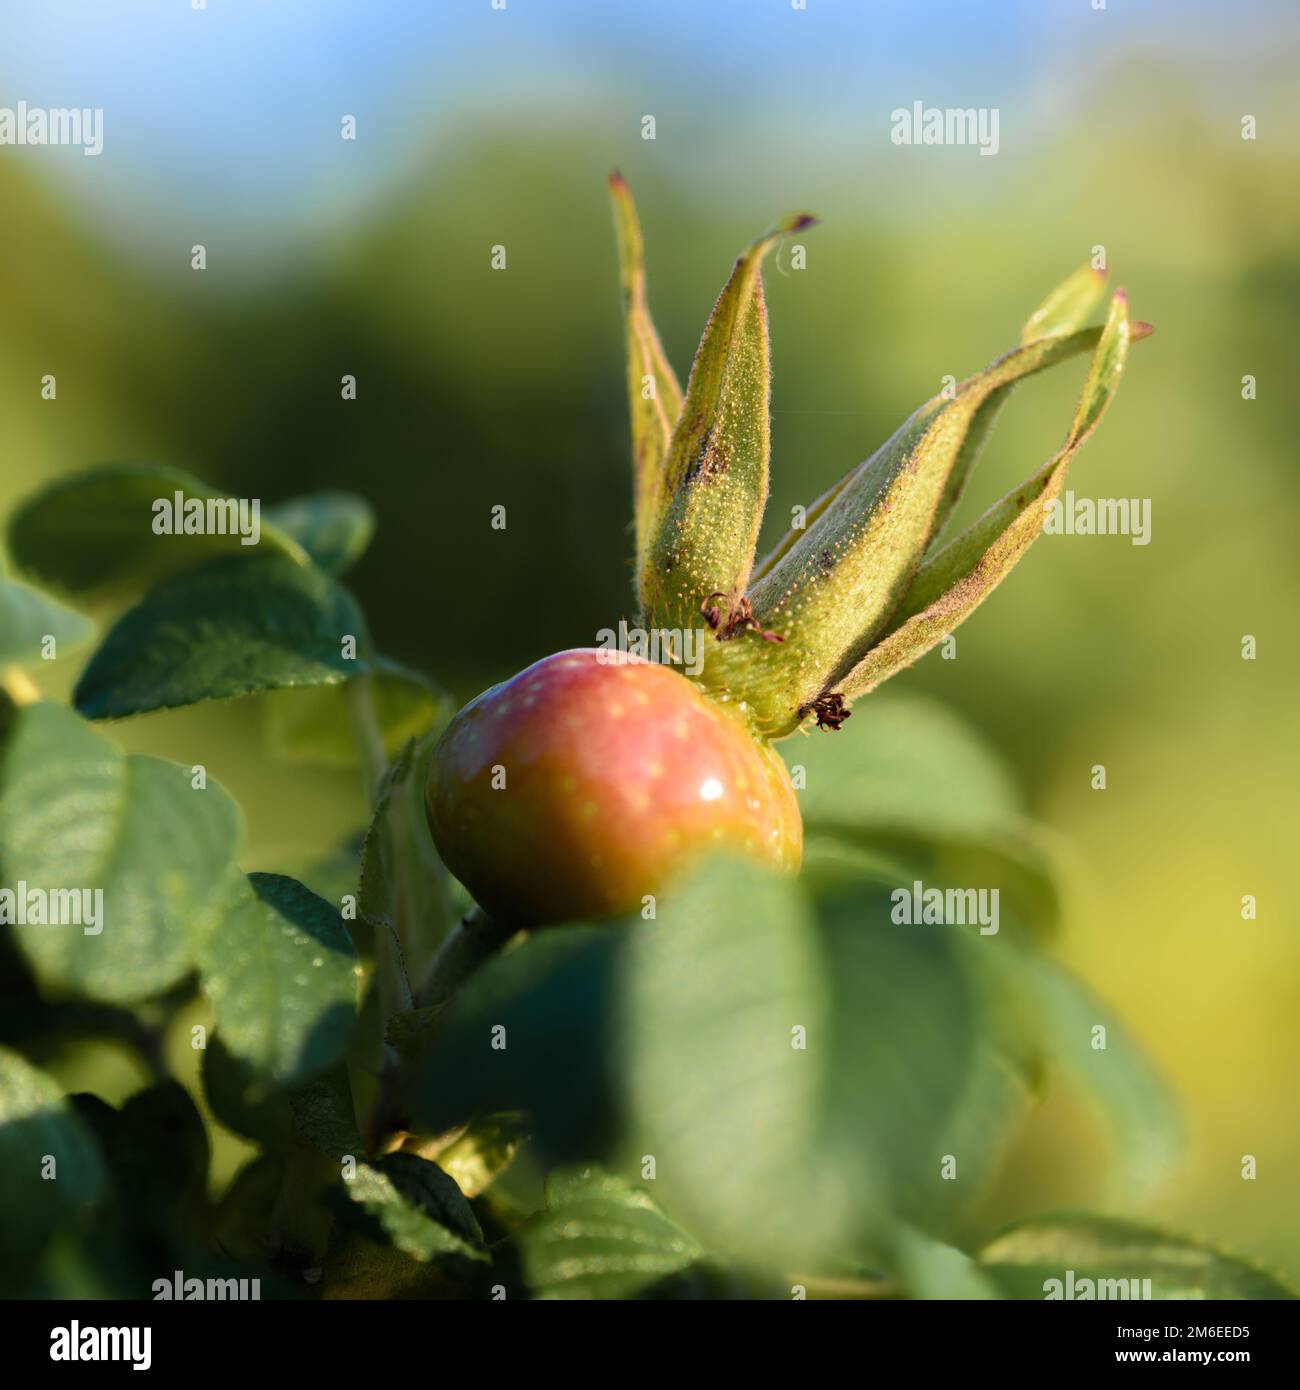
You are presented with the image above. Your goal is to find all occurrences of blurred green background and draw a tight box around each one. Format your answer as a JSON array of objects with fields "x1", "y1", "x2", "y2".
[{"x1": 2, "y1": 1, "x2": 1297, "y2": 1279}]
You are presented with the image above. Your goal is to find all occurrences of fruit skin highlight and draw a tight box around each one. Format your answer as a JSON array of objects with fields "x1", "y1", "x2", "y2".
[{"x1": 425, "y1": 649, "x2": 802, "y2": 926}]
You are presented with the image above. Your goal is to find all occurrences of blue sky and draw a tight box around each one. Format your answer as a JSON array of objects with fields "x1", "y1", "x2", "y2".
[{"x1": 0, "y1": 0, "x2": 1289, "y2": 258}]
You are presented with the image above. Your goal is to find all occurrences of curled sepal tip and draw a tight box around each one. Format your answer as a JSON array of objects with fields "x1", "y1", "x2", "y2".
[{"x1": 834, "y1": 289, "x2": 1136, "y2": 703}]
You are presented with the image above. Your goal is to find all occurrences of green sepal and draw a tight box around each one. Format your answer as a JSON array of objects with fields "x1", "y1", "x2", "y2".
[
  {"x1": 837, "y1": 289, "x2": 1135, "y2": 700},
  {"x1": 638, "y1": 208, "x2": 815, "y2": 630}
]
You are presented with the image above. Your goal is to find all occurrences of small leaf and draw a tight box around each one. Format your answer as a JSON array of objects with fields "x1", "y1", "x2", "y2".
[
  {"x1": 607, "y1": 174, "x2": 686, "y2": 575},
  {"x1": 0, "y1": 1047, "x2": 106, "y2": 1276},
  {"x1": 432, "y1": 1112, "x2": 527, "y2": 1199},
  {"x1": 197, "y1": 872, "x2": 359, "y2": 1089},
  {"x1": 74, "y1": 552, "x2": 369, "y2": 719},
  {"x1": 358, "y1": 730, "x2": 456, "y2": 997},
  {"x1": 0, "y1": 700, "x2": 242, "y2": 1003},
  {"x1": 6, "y1": 462, "x2": 308, "y2": 600},
  {"x1": 640, "y1": 211, "x2": 815, "y2": 630},
  {"x1": 981, "y1": 1214, "x2": 1298, "y2": 1300},
  {"x1": 265, "y1": 491, "x2": 376, "y2": 575},
  {"x1": 0, "y1": 569, "x2": 93, "y2": 665},
  {"x1": 508, "y1": 1166, "x2": 710, "y2": 1300},
  {"x1": 264, "y1": 656, "x2": 448, "y2": 768},
  {"x1": 330, "y1": 1152, "x2": 487, "y2": 1267},
  {"x1": 839, "y1": 290, "x2": 1135, "y2": 700}
]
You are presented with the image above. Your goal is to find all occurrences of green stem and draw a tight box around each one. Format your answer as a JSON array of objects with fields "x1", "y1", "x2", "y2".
[{"x1": 415, "y1": 906, "x2": 519, "y2": 1011}]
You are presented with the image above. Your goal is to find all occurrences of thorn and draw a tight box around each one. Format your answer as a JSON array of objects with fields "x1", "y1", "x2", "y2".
[{"x1": 1131, "y1": 320, "x2": 1156, "y2": 341}]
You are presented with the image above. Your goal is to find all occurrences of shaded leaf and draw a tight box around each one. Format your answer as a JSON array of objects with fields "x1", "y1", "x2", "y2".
[
  {"x1": 0, "y1": 1047, "x2": 106, "y2": 1276},
  {"x1": 75, "y1": 552, "x2": 368, "y2": 719},
  {"x1": 6, "y1": 462, "x2": 308, "y2": 600},
  {"x1": 197, "y1": 872, "x2": 359, "y2": 1089},
  {"x1": 0, "y1": 568, "x2": 93, "y2": 665},
  {"x1": 264, "y1": 655, "x2": 447, "y2": 768},
  {"x1": 0, "y1": 700, "x2": 242, "y2": 1003},
  {"x1": 358, "y1": 730, "x2": 455, "y2": 994},
  {"x1": 990, "y1": 945, "x2": 1181, "y2": 1195},
  {"x1": 782, "y1": 692, "x2": 1063, "y2": 937},
  {"x1": 265, "y1": 491, "x2": 375, "y2": 575}
]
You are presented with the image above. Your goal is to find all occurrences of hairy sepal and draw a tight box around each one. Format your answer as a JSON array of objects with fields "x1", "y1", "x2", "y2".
[
  {"x1": 638, "y1": 212, "x2": 815, "y2": 632},
  {"x1": 836, "y1": 289, "x2": 1134, "y2": 700},
  {"x1": 707, "y1": 326, "x2": 1104, "y2": 737},
  {"x1": 608, "y1": 173, "x2": 685, "y2": 580}
]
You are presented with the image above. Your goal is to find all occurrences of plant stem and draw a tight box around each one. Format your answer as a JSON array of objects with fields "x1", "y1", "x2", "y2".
[{"x1": 415, "y1": 906, "x2": 519, "y2": 1010}]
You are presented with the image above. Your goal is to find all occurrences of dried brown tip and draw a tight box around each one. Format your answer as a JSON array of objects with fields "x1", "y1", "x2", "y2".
[{"x1": 608, "y1": 168, "x2": 627, "y2": 190}]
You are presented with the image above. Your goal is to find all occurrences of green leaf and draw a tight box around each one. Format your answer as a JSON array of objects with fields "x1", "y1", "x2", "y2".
[
  {"x1": 330, "y1": 1152, "x2": 487, "y2": 1268},
  {"x1": 433, "y1": 1112, "x2": 527, "y2": 1199},
  {"x1": 640, "y1": 212, "x2": 815, "y2": 630},
  {"x1": 6, "y1": 463, "x2": 309, "y2": 601},
  {"x1": 841, "y1": 290, "x2": 1136, "y2": 699},
  {"x1": 69, "y1": 1082, "x2": 209, "y2": 1236},
  {"x1": 782, "y1": 692, "x2": 1063, "y2": 937},
  {"x1": 265, "y1": 491, "x2": 376, "y2": 575},
  {"x1": 359, "y1": 731, "x2": 455, "y2": 1001},
  {"x1": 0, "y1": 569, "x2": 93, "y2": 666},
  {"x1": 508, "y1": 1166, "x2": 710, "y2": 1300},
  {"x1": 991, "y1": 946, "x2": 1181, "y2": 1195},
  {"x1": 981, "y1": 1214, "x2": 1298, "y2": 1300},
  {"x1": 412, "y1": 858, "x2": 988, "y2": 1270},
  {"x1": 607, "y1": 174, "x2": 686, "y2": 573},
  {"x1": 202, "y1": 1037, "x2": 361, "y2": 1161},
  {"x1": 0, "y1": 1047, "x2": 106, "y2": 1276},
  {"x1": 197, "y1": 872, "x2": 359, "y2": 1089},
  {"x1": 0, "y1": 700, "x2": 242, "y2": 1003},
  {"x1": 74, "y1": 552, "x2": 368, "y2": 720},
  {"x1": 264, "y1": 656, "x2": 447, "y2": 768}
]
